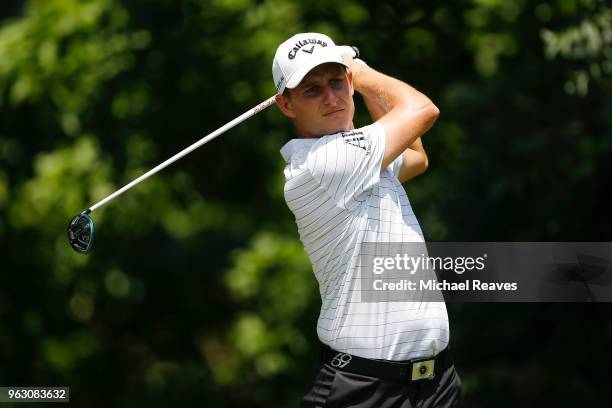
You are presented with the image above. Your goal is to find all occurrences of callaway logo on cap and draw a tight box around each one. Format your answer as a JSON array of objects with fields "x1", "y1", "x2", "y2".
[{"x1": 272, "y1": 32, "x2": 349, "y2": 94}]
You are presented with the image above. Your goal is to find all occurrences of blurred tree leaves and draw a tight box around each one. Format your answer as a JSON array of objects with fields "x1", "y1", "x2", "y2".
[
  {"x1": 1, "y1": 0, "x2": 611, "y2": 407},
  {"x1": 541, "y1": 0, "x2": 612, "y2": 95},
  {"x1": 0, "y1": 0, "x2": 150, "y2": 128}
]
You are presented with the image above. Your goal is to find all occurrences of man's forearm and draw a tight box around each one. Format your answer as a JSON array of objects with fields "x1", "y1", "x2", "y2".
[
  {"x1": 348, "y1": 60, "x2": 435, "y2": 115},
  {"x1": 351, "y1": 60, "x2": 431, "y2": 181},
  {"x1": 344, "y1": 57, "x2": 438, "y2": 172},
  {"x1": 361, "y1": 80, "x2": 426, "y2": 155},
  {"x1": 362, "y1": 89, "x2": 387, "y2": 122}
]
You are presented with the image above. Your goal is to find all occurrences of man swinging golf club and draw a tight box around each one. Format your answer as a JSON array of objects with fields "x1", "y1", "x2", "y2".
[{"x1": 274, "y1": 33, "x2": 461, "y2": 407}]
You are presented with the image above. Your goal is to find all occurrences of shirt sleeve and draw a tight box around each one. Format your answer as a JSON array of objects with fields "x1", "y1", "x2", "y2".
[{"x1": 305, "y1": 123, "x2": 386, "y2": 209}]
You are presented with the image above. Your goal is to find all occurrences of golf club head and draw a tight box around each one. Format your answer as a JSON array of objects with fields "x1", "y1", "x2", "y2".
[{"x1": 68, "y1": 210, "x2": 94, "y2": 254}]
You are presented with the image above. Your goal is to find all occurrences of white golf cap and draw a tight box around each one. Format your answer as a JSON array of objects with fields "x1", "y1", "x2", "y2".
[{"x1": 272, "y1": 32, "x2": 349, "y2": 94}]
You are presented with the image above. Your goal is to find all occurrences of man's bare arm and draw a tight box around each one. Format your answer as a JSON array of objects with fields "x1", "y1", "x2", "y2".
[
  {"x1": 360, "y1": 77, "x2": 429, "y2": 183},
  {"x1": 345, "y1": 58, "x2": 438, "y2": 179},
  {"x1": 396, "y1": 140, "x2": 429, "y2": 183}
]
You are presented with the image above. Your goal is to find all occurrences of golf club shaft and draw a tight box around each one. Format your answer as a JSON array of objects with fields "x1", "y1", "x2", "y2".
[{"x1": 88, "y1": 95, "x2": 277, "y2": 213}]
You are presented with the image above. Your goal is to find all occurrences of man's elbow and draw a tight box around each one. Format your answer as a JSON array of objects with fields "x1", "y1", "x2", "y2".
[
  {"x1": 402, "y1": 101, "x2": 439, "y2": 136},
  {"x1": 416, "y1": 152, "x2": 429, "y2": 176},
  {"x1": 398, "y1": 152, "x2": 428, "y2": 183},
  {"x1": 422, "y1": 102, "x2": 439, "y2": 129},
  {"x1": 421, "y1": 152, "x2": 429, "y2": 173}
]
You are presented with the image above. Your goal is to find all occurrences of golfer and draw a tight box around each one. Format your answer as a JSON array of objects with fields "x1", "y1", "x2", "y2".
[{"x1": 273, "y1": 33, "x2": 461, "y2": 407}]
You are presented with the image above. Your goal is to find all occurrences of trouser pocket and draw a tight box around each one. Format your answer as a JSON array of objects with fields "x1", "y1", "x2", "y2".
[{"x1": 301, "y1": 364, "x2": 336, "y2": 408}]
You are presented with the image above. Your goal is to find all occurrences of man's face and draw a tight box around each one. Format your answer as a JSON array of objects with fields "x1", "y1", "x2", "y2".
[{"x1": 276, "y1": 63, "x2": 355, "y2": 138}]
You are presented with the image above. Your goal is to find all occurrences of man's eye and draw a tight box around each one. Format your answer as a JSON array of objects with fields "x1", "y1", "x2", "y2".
[
  {"x1": 305, "y1": 86, "x2": 319, "y2": 95},
  {"x1": 330, "y1": 79, "x2": 342, "y2": 88}
]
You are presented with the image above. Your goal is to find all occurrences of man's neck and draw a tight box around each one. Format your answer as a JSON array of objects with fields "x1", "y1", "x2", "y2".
[{"x1": 295, "y1": 122, "x2": 356, "y2": 138}]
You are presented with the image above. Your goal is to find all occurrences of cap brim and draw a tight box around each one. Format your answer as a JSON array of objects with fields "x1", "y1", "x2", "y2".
[{"x1": 285, "y1": 49, "x2": 349, "y2": 90}]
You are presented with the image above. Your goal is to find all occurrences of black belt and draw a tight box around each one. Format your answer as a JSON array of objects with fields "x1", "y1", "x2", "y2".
[{"x1": 321, "y1": 345, "x2": 452, "y2": 383}]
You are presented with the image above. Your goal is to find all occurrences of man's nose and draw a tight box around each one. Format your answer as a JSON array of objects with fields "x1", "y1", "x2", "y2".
[{"x1": 322, "y1": 85, "x2": 338, "y2": 105}]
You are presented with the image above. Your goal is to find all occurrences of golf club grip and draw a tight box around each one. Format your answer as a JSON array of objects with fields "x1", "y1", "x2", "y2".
[{"x1": 88, "y1": 95, "x2": 277, "y2": 212}]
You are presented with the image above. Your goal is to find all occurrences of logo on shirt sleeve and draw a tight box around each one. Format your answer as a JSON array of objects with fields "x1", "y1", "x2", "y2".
[{"x1": 341, "y1": 130, "x2": 371, "y2": 155}]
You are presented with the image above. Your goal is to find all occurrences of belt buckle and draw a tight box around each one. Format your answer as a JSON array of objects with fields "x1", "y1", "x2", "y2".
[{"x1": 411, "y1": 358, "x2": 435, "y2": 381}]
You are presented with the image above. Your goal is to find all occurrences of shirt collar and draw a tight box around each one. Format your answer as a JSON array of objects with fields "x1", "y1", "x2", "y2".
[{"x1": 280, "y1": 138, "x2": 317, "y2": 163}]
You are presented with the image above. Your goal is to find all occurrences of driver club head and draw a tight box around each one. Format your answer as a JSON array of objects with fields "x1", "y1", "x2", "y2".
[{"x1": 68, "y1": 210, "x2": 94, "y2": 254}]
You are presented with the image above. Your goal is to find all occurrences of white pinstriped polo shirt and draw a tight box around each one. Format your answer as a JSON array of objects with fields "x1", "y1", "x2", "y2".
[{"x1": 281, "y1": 122, "x2": 449, "y2": 361}]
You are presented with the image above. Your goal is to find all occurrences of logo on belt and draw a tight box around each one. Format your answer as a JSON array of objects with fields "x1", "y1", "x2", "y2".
[
  {"x1": 411, "y1": 359, "x2": 435, "y2": 381},
  {"x1": 331, "y1": 352, "x2": 352, "y2": 368}
]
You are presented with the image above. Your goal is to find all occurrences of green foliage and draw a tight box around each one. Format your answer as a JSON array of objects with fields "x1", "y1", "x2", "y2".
[
  {"x1": 0, "y1": 0, "x2": 149, "y2": 140},
  {"x1": 541, "y1": 1, "x2": 612, "y2": 95},
  {"x1": 207, "y1": 233, "x2": 316, "y2": 385},
  {"x1": 1, "y1": 0, "x2": 611, "y2": 407}
]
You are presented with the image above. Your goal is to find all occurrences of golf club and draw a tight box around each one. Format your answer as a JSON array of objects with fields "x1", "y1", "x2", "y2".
[
  {"x1": 67, "y1": 95, "x2": 277, "y2": 254},
  {"x1": 67, "y1": 45, "x2": 360, "y2": 254}
]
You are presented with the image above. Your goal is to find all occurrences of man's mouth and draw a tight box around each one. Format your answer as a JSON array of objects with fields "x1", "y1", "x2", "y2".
[{"x1": 323, "y1": 108, "x2": 344, "y2": 116}]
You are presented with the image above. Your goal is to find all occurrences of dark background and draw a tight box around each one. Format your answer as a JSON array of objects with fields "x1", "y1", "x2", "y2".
[{"x1": 1, "y1": 0, "x2": 611, "y2": 406}]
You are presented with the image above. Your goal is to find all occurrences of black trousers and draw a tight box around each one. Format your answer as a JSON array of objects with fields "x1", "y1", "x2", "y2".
[{"x1": 301, "y1": 353, "x2": 462, "y2": 408}]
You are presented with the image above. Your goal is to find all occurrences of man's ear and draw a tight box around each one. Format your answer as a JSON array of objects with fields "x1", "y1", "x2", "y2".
[
  {"x1": 275, "y1": 94, "x2": 297, "y2": 119},
  {"x1": 346, "y1": 68, "x2": 354, "y2": 97}
]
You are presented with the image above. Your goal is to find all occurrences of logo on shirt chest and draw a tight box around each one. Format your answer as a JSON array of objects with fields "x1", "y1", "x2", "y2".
[{"x1": 341, "y1": 130, "x2": 371, "y2": 155}]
